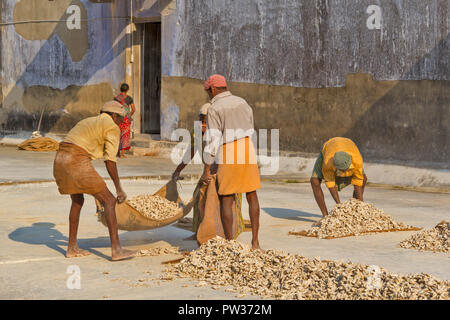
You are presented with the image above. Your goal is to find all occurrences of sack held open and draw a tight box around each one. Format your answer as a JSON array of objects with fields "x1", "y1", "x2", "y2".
[{"x1": 96, "y1": 180, "x2": 196, "y2": 231}]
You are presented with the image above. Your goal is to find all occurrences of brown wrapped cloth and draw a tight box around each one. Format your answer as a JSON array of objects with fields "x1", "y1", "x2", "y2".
[{"x1": 53, "y1": 142, "x2": 106, "y2": 195}]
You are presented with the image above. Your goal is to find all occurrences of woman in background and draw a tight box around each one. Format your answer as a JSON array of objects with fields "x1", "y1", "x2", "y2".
[{"x1": 114, "y1": 83, "x2": 135, "y2": 158}]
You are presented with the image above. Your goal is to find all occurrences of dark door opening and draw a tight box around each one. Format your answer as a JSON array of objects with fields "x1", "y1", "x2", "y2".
[{"x1": 142, "y1": 22, "x2": 161, "y2": 134}]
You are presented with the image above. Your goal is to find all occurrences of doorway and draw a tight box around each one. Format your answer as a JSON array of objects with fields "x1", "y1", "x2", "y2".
[{"x1": 141, "y1": 22, "x2": 161, "y2": 134}]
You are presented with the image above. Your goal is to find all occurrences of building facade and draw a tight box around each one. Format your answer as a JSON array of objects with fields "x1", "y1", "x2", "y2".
[{"x1": 1, "y1": 0, "x2": 449, "y2": 162}]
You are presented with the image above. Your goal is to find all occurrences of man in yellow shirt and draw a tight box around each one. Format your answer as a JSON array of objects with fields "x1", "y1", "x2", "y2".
[
  {"x1": 310, "y1": 137, "x2": 368, "y2": 217},
  {"x1": 53, "y1": 101, "x2": 136, "y2": 261}
]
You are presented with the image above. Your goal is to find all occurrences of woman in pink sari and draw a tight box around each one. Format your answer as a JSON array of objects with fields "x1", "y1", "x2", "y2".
[{"x1": 114, "y1": 83, "x2": 135, "y2": 158}]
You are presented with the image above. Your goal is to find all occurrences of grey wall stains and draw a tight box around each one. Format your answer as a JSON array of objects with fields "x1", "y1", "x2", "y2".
[
  {"x1": 161, "y1": 0, "x2": 449, "y2": 164},
  {"x1": 0, "y1": 0, "x2": 3, "y2": 110},
  {"x1": 173, "y1": 0, "x2": 449, "y2": 87}
]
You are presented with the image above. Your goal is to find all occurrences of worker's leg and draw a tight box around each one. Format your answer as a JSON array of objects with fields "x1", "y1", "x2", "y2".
[
  {"x1": 93, "y1": 188, "x2": 136, "y2": 261},
  {"x1": 246, "y1": 191, "x2": 261, "y2": 250},
  {"x1": 310, "y1": 177, "x2": 328, "y2": 217},
  {"x1": 219, "y1": 194, "x2": 235, "y2": 240},
  {"x1": 66, "y1": 194, "x2": 91, "y2": 258}
]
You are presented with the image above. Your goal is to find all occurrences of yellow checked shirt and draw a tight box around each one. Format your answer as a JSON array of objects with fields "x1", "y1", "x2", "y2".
[
  {"x1": 64, "y1": 113, "x2": 120, "y2": 162},
  {"x1": 322, "y1": 137, "x2": 364, "y2": 188}
]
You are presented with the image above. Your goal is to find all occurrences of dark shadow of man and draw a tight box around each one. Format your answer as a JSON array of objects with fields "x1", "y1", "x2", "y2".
[
  {"x1": 8, "y1": 222, "x2": 68, "y2": 256},
  {"x1": 263, "y1": 208, "x2": 321, "y2": 223},
  {"x1": 8, "y1": 222, "x2": 112, "y2": 260}
]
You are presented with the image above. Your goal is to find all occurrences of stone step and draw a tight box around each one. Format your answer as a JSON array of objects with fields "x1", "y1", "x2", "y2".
[
  {"x1": 131, "y1": 132, "x2": 178, "y2": 149},
  {"x1": 131, "y1": 139, "x2": 179, "y2": 149},
  {"x1": 131, "y1": 133, "x2": 179, "y2": 158}
]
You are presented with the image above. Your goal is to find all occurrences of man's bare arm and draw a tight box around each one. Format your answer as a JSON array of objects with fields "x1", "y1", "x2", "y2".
[
  {"x1": 173, "y1": 146, "x2": 195, "y2": 180},
  {"x1": 354, "y1": 185, "x2": 363, "y2": 201},
  {"x1": 105, "y1": 160, "x2": 126, "y2": 203},
  {"x1": 328, "y1": 186, "x2": 341, "y2": 204},
  {"x1": 201, "y1": 163, "x2": 213, "y2": 185}
]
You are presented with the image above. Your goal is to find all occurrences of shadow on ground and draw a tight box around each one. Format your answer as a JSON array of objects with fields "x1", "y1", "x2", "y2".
[
  {"x1": 8, "y1": 222, "x2": 110, "y2": 260},
  {"x1": 263, "y1": 207, "x2": 321, "y2": 223},
  {"x1": 8, "y1": 222, "x2": 196, "y2": 260}
]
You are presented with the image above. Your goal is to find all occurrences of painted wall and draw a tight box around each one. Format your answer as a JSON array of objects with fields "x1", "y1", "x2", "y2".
[
  {"x1": 171, "y1": 0, "x2": 449, "y2": 86},
  {"x1": 162, "y1": 74, "x2": 450, "y2": 163},
  {"x1": 0, "y1": 0, "x2": 130, "y2": 132},
  {"x1": 1, "y1": 0, "x2": 448, "y2": 164},
  {"x1": 160, "y1": 0, "x2": 449, "y2": 163}
]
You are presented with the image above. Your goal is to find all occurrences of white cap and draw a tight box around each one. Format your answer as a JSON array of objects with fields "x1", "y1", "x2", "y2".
[
  {"x1": 199, "y1": 102, "x2": 211, "y2": 116},
  {"x1": 100, "y1": 101, "x2": 125, "y2": 116}
]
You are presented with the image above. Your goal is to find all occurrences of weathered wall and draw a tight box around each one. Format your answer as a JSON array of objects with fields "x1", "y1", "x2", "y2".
[
  {"x1": 172, "y1": 0, "x2": 449, "y2": 86},
  {"x1": 159, "y1": 0, "x2": 449, "y2": 163},
  {"x1": 1, "y1": 0, "x2": 448, "y2": 164},
  {"x1": 162, "y1": 75, "x2": 450, "y2": 163},
  {"x1": 0, "y1": 0, "x2": 130, "y2": 132},
  {"x1": 0, "y1": 1, "x2": 3, "y2": 111}
]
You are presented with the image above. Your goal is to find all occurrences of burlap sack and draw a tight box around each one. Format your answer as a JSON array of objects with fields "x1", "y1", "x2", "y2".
[
  {"x1": 18, "y1": 137, "x2": 59, "y2": 152},
  {"x1": 196, "y1": 175, "x2": 244, "y2": 245},
  {"x1": 96, "y1": 180, "x2": 195, "y2": 231}
]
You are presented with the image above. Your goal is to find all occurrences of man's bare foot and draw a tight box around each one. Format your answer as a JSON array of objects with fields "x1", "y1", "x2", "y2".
[
  {"x1": 111, "y1": 248, "x2": 137, "y2": 261},
  {"x1": 251, "y1": 241, "x2": 263, "y2": 251},
  {"x1": 66, "y1": 247, "x2": 91, "y2": 258}
]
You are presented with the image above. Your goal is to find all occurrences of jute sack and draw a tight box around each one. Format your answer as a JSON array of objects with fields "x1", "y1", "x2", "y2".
[
  {"x1": 96, "y1": 180, "x2": 195, "y2": 231},
  {"x1": 196, "y1": 174, "x2": 244, "y2": 245},
  {"x1": 18, "y1": 137, "x2": 59, "y2": 152}
]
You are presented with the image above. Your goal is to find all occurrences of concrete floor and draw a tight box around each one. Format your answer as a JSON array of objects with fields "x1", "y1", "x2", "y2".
[
  {"x1": 2, "y1": 145, "x2": 450, "y2": 192},
  {"x1": 0, "y1": 176, "x2": 448, "y2": 300}
]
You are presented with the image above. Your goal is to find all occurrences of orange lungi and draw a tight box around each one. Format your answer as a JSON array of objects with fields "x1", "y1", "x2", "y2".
[
  {"x1": 53, "y1": 142, "x2": 107, "y2": 195},
  {"x1": 217, "y1": 137, "x2": 261, "y2": 195}
]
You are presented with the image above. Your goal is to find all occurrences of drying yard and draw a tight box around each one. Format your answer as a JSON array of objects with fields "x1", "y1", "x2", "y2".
[
  {"x1": 165, "y1": 237, "x2": 448, "y2": 300},
  {"x1": 0, "y1": 176, "x2": 448, "y2": 300}
]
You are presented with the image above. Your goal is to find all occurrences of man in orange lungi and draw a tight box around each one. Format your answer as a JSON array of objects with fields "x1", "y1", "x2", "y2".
[{"x1": 201, "y1": 74, "x2": 262, "y2": 250}]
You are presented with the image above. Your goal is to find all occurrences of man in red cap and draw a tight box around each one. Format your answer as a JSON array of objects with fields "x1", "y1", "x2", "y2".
[{"x1": 201, "y1": 74, "x2": 262, "y2": 250}]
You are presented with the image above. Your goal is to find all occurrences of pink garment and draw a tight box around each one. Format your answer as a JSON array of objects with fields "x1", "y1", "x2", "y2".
[{"x1": 204, "y1": 74, "x2": 227, "y2": 90}]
